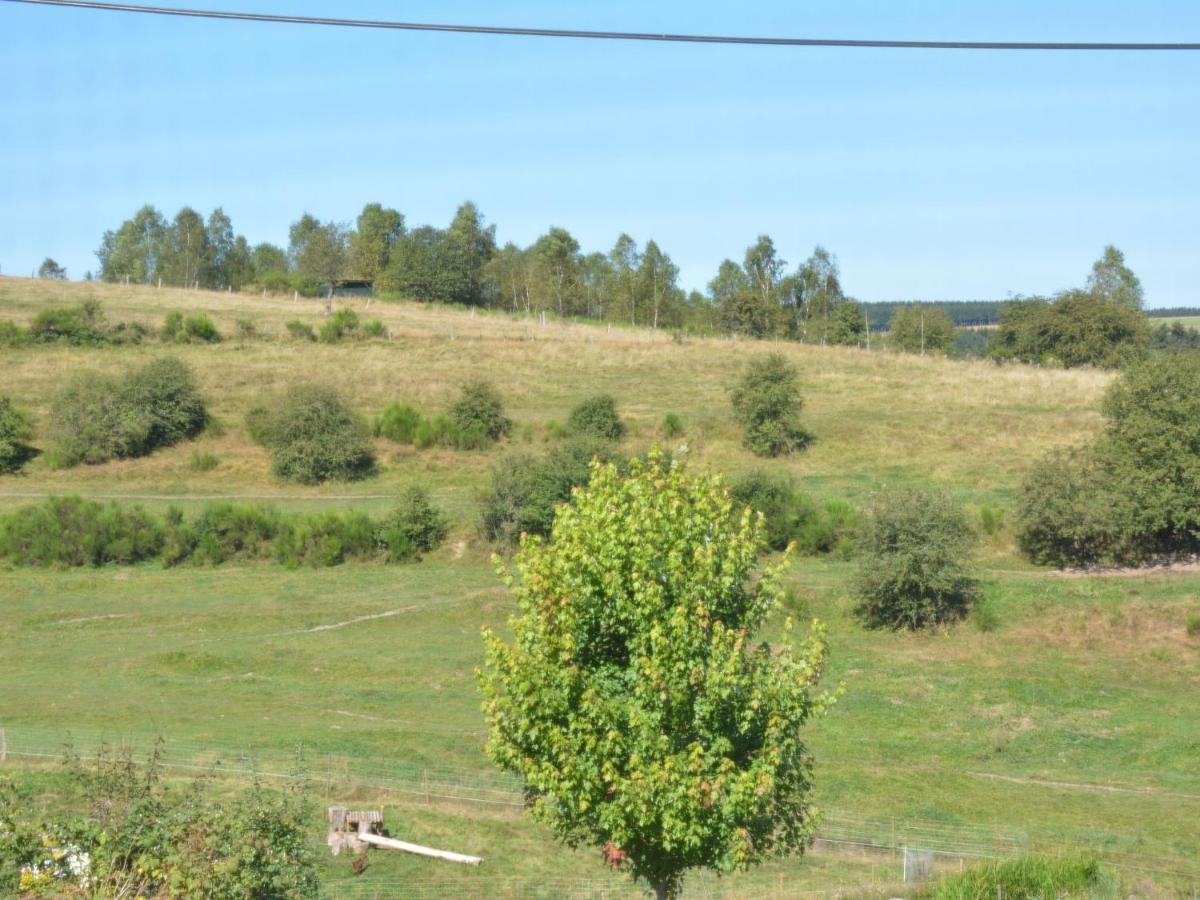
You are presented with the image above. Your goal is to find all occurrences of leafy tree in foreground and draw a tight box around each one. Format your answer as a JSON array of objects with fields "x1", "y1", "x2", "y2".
[
  {"x1": 480, "y1": 450, "x2": 833, "y2": 899},
  {"x1": 730, "y1": 353, "x2": 811, "y2": 457}
]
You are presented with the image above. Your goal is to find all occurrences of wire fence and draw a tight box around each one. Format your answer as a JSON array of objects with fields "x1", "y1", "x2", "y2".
[{"x1": 4, "y1": 723, "x2": 1198, "y2": 895}]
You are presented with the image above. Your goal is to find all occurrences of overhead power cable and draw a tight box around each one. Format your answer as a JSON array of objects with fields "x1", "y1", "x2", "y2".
[{"x1": 4, "y1": 0, "x2": 1200, "y2": 51}]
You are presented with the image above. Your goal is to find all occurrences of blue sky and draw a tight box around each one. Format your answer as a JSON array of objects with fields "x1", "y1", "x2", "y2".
[{"x1": 1, "y1": 1, "x2": 1198, "y2": 305}]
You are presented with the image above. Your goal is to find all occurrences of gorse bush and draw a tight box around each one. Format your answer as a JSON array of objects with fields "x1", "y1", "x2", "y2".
[
  {"x1": 567, "y1": 394, "x2": 625, "y2": 440},
  {"x1": 247, "y1": 383, "x2": 375, "y2": 484},
  {"x1": 0, "y1": 495, "x2": 449, "y2": 568},
  {"x1": 450, "y1": 379, "x2": 511, "y2": 441},
  {"x1": 730, "y1": 353, "x2": 811, "y2": 457},
  {"x1": 853, "y1": 488, "x2": 979, "y2": 630},
  {"x1": 0, "y1": 397, "x2": 35, "y2": 474},
  {"x1": 47, "y1": 357, "x2": 207, "y2": 468},
  {"x1": 1017, "y1": 354, "x2": 1200, "y2": 567},
  {"x1": 479, "y1": 438, "x2": 618, "y2": 546},
  {"x1": 0, "y1": 497, "x2": 164, "y2": 567}
]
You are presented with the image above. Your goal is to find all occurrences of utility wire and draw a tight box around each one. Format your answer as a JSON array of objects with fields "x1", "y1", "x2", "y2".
[{"x1": 4, "y1": 0, "x2": 1200, "y2": 51}]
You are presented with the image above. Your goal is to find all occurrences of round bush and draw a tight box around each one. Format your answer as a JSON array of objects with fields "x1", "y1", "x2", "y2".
[
  {"x1": 567, "y1": 394, "x2": 625, "y2": 440},
  {"x1": 47, "y1": 358, "x2": 206, "y2": 468},
  {"x1": 375, "y1": 486, "x2": 449, "y2": 561},
  {"x1": 730, "y1": 353, "x2": 810, "y2": 458},
  {"x1": 853, "y1": 488, "x2": 979, "y2": 630},
  {"x1": 450, "y1": 380, "x2": 511, "y2": 441},
  {"x1": 247, "y1": 384, "x2": 375, "y2": 484}
]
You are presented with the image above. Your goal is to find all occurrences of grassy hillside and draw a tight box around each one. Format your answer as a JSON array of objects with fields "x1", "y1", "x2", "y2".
[{"x1": 2, "y1": 277, "x2": 1198, "y2": 895}]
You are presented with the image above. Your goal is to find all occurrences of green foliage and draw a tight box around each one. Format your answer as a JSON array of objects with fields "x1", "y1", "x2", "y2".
[
  {"x1": 30, "y1": 299, "x2": 123, "y2": 346},
  {"x1": 478, "y1": 438, "x2": 617, "y2": 546},
  {"x1": 480, "y1": 450, "x2": 833, "y2": 897},
  {"x1": 0, "y1": 396, "x2": 36, "y2": 474},
  {"x1": 187, "y1": 449, "x2": 218, "y2": 472},
  {"x1": 827, "y1": 301, "x2": 867, "y2": 346},
  {"x1": 989, "y1": 291, "x2": 1148, "y2": 368},
  {"x1": 917, "y1": 855, "x2": 1112, "y2": 900},
  {"x1": 183, "y1": 313, "x2": 221, "y2": 343},
  {"x1": 285, "y1": 319, "x2": 317, "y2": 341},
  {"x1": 979, "y1": 503, "x2": 1005, "y2": 537},
  {"x1": 1018, "y1": 355, "x2": 1200, "y2": 567},
  {"x1": 0, "y1": 743, "x2": 318, "y2": 897},
  {"x1": 246, "y1": 383, "x2": 375, "y2": 484},
  {"x1": 567, "y1": 394, "x2": 626, "y2": 440},
  {"x1": 0, "y1": 320, "x2": 30, "y2": 347},
  {"x1": 275, "y1": 509, "x2": 377, "y2": 568},
  {"x1": 888, "y1": 304, "x2": 955, "y2": 354},
  {"x1": 161, "y1": 309, "x2": 184, "y2": 340},
  {"x1": 853, "y1": 488, "x2": 979, "y2": 630},
  {"x1": 414, "y1": 413, "x2": 491, "y2": 450},
  {"x1": 951, "y1": 328, "x2": 991, "y2": 359},
  {"x1": 0, "y1": 496, "x2": 164, "y2": 566},
  {"x1": 730, "y1": 353, "x2": 810, "y2": 457},
  {"x1": 662, "y1": 412, "x2": 684, "y2": 439},
  {"x1": 47, "y1": 358, "x2": 207, "y2": 468},
  {"x1": 1150, "y1": 321, "x2": 1200, "y2": 352},
  {"x1": 374, "y1": 486, "x2": 449, "y2": 562},
  {"x1": 319, "y1": 307, "x2": 360, "y2": 343},
  {"x1": 374, "y1": 402, "x2": 424, "y2": 443},
  {"x1": 450, "y1": 379, "x2": 512, "y2": 441},
  {"x1": 971, "y1": 598, "x2": 1001, "y2": 633},
  {"x1": 362, "y1": 318, "x2": 387, "y2": 338},
  {"x1": 181, "y1": 502, "x2": 281, "y2": 566},
  {"x1": 729, "y1": 471, "x2": 857, "y2": 555},
  {"x1": 1186, "y1": 611, "x2": 1200, "y2": 639}
]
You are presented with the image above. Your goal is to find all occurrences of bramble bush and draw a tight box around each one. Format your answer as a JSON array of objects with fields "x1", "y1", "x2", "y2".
[
  {"x1": 853, "y1": 488, "x2": 979, "y2": 630},
  {"x1": 247, "y1": 383, "x2": 375, "y2": 484},
  {"x1": 0, "y1": 396, "x2": 36, "y2": 474},
  {"x1": 1017, "y1": 354, "x2": 1200, "y2": 567},
  {"x1": 730, "y1": 353, "x2": 811, "y2": 457},
  {"x1": 567, "y1": 394, "x2": 625, "y2": 440},
  {"x1": 47, "y1": 358, "x2": 207, "y2": 468}
]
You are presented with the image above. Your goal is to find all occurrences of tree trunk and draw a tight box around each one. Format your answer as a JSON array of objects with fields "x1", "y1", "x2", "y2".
[{"x1": 654, "y1": 884, "x2": 669, "y2": 900}]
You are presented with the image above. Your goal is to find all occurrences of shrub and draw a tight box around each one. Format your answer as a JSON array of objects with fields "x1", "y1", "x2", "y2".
[
  {"x1": 275, "y1": 509, "x2": 376, "y2": 567},
  {"x1": 4, "y1": 743, "x2": 319, "y2": 898},
  {"x1": 1187, "y1": 610, "x2": 1200, "y2": 639},
  {"x1": 0, "y1": 397, "x2": 35, "y2": 474},
  {"x1": 29, "y1": 299, "x2": 111, "y2": 345},
  {"x1": 187, "y1": 449, "x2": 218, "y2": 472},
  {"x1": 286, "y1": 319, "x2": 316, "y2": 341},
  {"x1": 989, "y1": 291, "x2": 1148, "y2": 368},
  {"x1": 363, "y1": 318, "x2": 387, "y2": 338},
  {"x1": 730, "y1": 353, "x2": 810, "y2": 457},
  {"x1": 375, "y1": 486, "x2": 449, "y2": 561},
  {"x1": 414, "y1": 413, "x2": 490, "y2": 451},
  {"x1": 1018, "y1": 354, "x2": 1200, "y2": 567},
  {"x1": 318, "y1": 307, "x2": 360, "y2": 343},
  {"x1": 47, "y1": 358, "x2": 207, "y2": 467},
  {"x1": 730, "y1": 470, "x2": 808, "y2": 552},
  {"x1": 247, "y1": 383, "x2": 375, "y2": 484},
  {"x1": 979, "y1": 503, "x2": 1005, "y2": 537},
  {"x1": 917, "y1": 855, "x2": 1110, "y2": 900},
  {"x1": 183, "y1": 313, "x2": 221, "y2": 343},
  {"x1": 567, "y1": 394, "x2": 625, "y2": 440},
  {"x1": 479, "y1": 439, "x2": 617, "y2": 546},
  {"x1": 730, "y1": 471, "x2": 857, "y2": 555},
  {"x1": 853, "y1": 488, "x2": 979, "y2": 630},
  {"x1": 374, "y1": 402, "x2": 424, "y2": 443},
  {"x1": 0, "y1": 320, "x2": 29, "y2": 347},
  {"x1": 0, "y1": 496, "x2": 164, "y2": 566},
  {"x1": 662, "y1": 412, "x2": 684, "y2": 439},
  {"x1": 450, "y1": 379, "x2": 511, "y2": 441},
  {"x1": 186, "y1": 502, "x2": 280, "y2": 565},
  {"x1": 161, "y1": 310, "x2": 184, "y2": 341}
]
